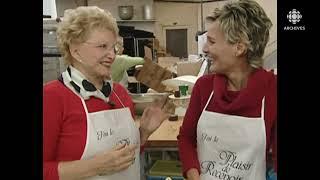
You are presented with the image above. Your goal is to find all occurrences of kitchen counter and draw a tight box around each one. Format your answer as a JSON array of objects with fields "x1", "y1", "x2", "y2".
[{"x1": 135, "y1": 116, "x2": 183, "y2": 148}]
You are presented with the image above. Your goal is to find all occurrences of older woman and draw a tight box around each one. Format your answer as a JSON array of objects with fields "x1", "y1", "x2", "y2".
[
  {"x1": 178, "y1": 0, "x2": 277, "y2": 180},
  {"x1": 43, "y1": 6, "x2": 168, "y2": 180}
]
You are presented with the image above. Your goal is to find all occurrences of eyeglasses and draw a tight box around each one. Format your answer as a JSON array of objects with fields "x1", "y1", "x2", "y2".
[{"x1": 83, "y1": 41, "x2": 122, "y2": 54}]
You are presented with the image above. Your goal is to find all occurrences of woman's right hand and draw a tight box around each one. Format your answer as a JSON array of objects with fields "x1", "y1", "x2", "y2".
[
  {"x1": 186, "y1": 168, "x2": 200, "y2": 180},
  {"x1": 57, "y1": 143, "x2": 138, "y2": 180},
  {"x1": 93, "y1": 143, "x2": 138, "y2": 176}
]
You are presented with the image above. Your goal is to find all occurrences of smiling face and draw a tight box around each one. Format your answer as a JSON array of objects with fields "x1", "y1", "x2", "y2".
[
  {"x1": 203, "y1": 21, "x2": 240, "y2": 75},
  {"x1": 71, "y1": 28, "x2": 117, "y2": 80}
]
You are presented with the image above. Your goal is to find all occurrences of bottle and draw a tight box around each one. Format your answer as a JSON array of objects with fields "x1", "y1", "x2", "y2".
[{"x1": 179, "y1": 85, "x2": 188, "y2": 96}]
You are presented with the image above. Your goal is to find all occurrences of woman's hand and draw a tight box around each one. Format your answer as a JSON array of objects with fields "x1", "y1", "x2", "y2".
[
  {"x1": 139, "y1": 97, "x2": 172, "y2": 144},
  {"x1": 92, "y1": 143, "x2": 138, "y2": 176},
  {"x1": 186, "y1": 168, "x2": 200, "y2": 180},
  {"x1": 58, "y1": 143, "x2": 137, "y2": 179}
]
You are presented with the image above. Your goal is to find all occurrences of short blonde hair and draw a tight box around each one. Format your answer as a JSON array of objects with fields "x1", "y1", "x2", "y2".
[
  {"x1": 206, "y1": 0, "x2": 272, "y2": 68},
  {"x1": 57, "y1": 6, "x2": 119, "y2": 65}
]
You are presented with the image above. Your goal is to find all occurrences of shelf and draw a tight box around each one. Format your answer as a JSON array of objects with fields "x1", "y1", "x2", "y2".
[{"x1": 117, "y1": 19, "x2": 156, "y2": 23}]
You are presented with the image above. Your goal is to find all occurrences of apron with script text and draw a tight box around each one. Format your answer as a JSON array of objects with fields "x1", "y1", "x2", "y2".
[
  {"x1": 78, "y1": 91, "x2": 140, "y2": 180},
  {"x1": 197, "y1": 91, "x2": 266, "y2": 180}
]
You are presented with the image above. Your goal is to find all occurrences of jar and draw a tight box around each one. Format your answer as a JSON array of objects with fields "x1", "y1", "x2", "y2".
[{"x1": 142, "y1": 4, "x2": 154, "y2": 20}]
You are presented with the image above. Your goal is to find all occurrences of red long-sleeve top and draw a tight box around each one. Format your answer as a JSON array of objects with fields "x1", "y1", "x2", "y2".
[
  {"x1": 177, "y1": 68, "x2": 277, "y2": 177},
  {"x1": 43, "y1": 80, "x2": 136, "y2": 180}
]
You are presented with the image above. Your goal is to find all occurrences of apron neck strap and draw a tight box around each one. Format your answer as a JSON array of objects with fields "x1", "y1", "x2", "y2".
[
  {"x1": 204, "y1": 91, "x2": 214, "y2": 110},
  {"x1": 261, "y1": 97, "x2": 265, "y2": 119},
  {"x1": 79, "y1": 89, "x2": 126, "y2": 114},
  {"x1": 111, "y1": 89, "x2": 126, "y2": 108},
  {"x1": 80, "y1": 98, "x2": 89, "y2": 116}
]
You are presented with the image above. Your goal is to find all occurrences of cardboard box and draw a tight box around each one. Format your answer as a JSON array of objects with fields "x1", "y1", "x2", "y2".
[
  {"x1": 135, "y1": 58, "x2": 174, "y2": 92},
  {"x1": 176, "y1": 60, "x2": 203, "y2": 76},
  {"x1": 158, "y1": 57, "x2": 180, "y2": 69}
]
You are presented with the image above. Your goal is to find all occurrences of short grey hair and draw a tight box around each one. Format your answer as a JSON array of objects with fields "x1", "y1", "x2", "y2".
[
  {"x1": 206, "y1": 0, "x2": 272, "y2": 68},
  {"x1": 57, "y1": 6, "x2": 119, "y2": 65}
]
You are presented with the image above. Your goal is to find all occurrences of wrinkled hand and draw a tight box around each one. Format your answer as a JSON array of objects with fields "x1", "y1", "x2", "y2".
[
  {"x1": 140, "y1": 97, "x2": 172, "y2": 139},
  {"x1": 93, "y1": 143, "x2": 137, "y2": 176}
]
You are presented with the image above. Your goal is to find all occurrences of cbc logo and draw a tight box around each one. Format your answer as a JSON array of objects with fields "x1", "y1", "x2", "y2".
[{"x1": 287, "y1": 9, "x2": 302, "y2": 24}]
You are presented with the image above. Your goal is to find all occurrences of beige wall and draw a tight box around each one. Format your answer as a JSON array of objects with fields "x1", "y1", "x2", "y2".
[
  {"x1": 55, "y1": 0, "x2": 155, "y2": 32},
  {"x1": 55, "y1": 0, "x2": 77, "y2": 17},
  {"x1": 54, "y1": 0, "x2": 276, "y2": 58},
  {"x1": 56, "y1": 0, "x2": 152, "y2": 20},
  {"x1": 154, "y1": 2, "x2": 199, "y2": 55},
  {"x1": 88, "y1": 0, "x2": 153, "y2": 21}
]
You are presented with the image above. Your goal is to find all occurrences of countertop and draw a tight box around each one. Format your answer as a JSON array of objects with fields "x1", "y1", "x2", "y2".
[{"x1": 135, "y1": 116, "x2": 183, "y2": 148}]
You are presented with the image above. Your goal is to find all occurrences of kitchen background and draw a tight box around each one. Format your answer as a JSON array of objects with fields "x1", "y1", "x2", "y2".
[
  {"x1": 54, "y1": 0, "x2": 276, "y2": 57},
  {"x1": 43, "y1": 1, "x2": 277, "y2": 179},
  {"x1": 44, "y1": 0, "x2": 276, "y2": 83}
]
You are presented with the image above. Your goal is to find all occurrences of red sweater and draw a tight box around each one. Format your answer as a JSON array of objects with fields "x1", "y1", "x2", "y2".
[
  {"x1": 43, "y1": 80, "x2": 135, "y2": 180},
  {"x1": 177, "y1": 68, "x2": 277, "y2": 177}
]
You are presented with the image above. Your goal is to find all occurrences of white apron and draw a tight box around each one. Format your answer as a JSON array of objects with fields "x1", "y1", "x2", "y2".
[
  {"x1": 197, "y1": 91, "x2": 266, "y2": 180},
  {"x1": 77, "y1": 91, "x2": 140, "y2": 180}
]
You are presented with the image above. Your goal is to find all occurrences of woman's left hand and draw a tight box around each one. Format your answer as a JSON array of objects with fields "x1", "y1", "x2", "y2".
[{"x1": 139, "y1": 97, "x2": 171, "y2": 144}]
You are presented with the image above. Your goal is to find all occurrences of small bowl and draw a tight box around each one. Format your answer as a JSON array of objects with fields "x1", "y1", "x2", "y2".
[
  {"x1": 118, "y1": 6, "x2": 134, "y2": 20},
  {"x1": 129, "y1": 92, "x2": 170, "y2": 115},
  {"x1": 169, "y1": 94, "x2": 190, "y2": 109}
]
